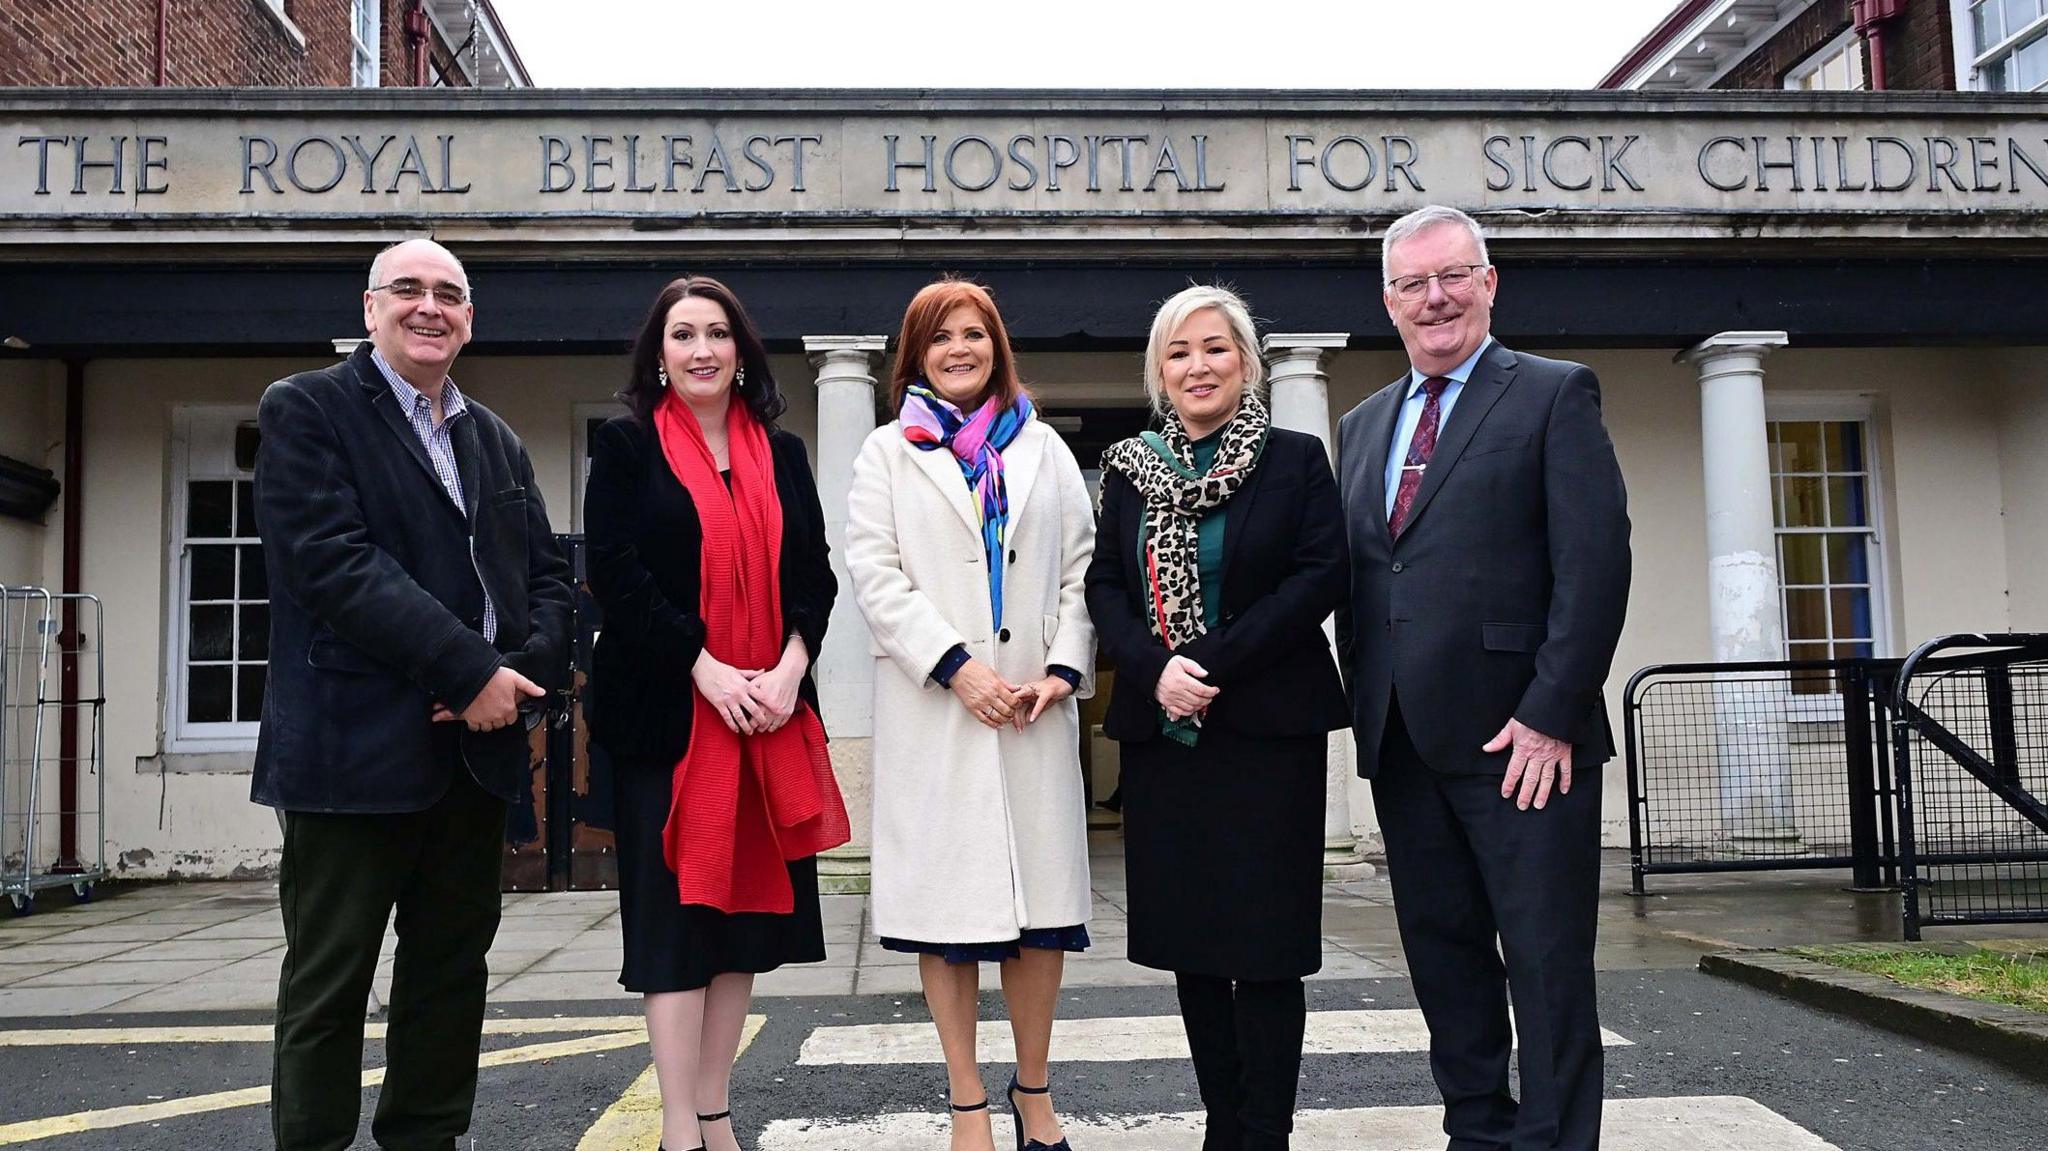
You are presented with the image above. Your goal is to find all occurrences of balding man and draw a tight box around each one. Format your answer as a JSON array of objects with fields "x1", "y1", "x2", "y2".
[{"x1": 253, "y1": 239, "x2": 572, "y2": 1151}]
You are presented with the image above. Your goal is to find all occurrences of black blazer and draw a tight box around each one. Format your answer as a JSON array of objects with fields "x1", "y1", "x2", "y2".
[
  {"x1": 252, "y1": 344, "x2": 573, "y2": 813},
  {"x1": 1335, "y1": 341, "x2": 1632, "y2": 777},
  {"x1": 1086, "y1": 426, "x2": 1350, "y2": 743},
  {"x1": 582, "y1": 413, "x2": 835, "y2": 763}
]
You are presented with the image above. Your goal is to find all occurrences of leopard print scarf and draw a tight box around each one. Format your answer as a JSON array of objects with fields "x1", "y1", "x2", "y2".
[{"x1": 1099, "y1": 391, "x2": 1270, "y2": 656}]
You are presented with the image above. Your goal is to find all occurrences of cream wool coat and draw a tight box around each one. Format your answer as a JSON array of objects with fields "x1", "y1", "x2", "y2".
[{"x1": 846, "y1": 418, "x2": 1097, "y2": 944}]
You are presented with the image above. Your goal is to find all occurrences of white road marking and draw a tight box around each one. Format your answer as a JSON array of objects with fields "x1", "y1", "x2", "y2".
[
  {"x1": 0, "y1": 1014, "x2": 648, "y2": 1047},
  {"x1": 759, "y1": 1096, "x2": 1841, "y2": 1151},
  {"x1": 797, "y1": 1009, "x2": 1632, "y2": 1065}
]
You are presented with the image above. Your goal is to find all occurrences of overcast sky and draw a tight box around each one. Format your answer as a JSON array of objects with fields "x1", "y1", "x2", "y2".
[{"x1": 490, "y1": 0, "x2": 1670, "y2": 90}]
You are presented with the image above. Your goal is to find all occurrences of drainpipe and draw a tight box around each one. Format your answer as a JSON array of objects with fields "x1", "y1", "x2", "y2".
[
  {"x1": 154, "y1": 0, "x2": 167, "y2": 84},
  {"x1": 58, "y1": 359, "x2": 83, "y2": 870},
  {"x1": 406, "y1": 1, "x2": 432, "y2": 87},
  {"x1": 1851, "y1": 0, "x2": 1906, "y2": 90}
]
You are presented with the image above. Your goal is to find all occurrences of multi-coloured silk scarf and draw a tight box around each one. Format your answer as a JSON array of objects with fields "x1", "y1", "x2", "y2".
[{"x1": 900, "y1": 383, "x2": 1035, "y2": 628}]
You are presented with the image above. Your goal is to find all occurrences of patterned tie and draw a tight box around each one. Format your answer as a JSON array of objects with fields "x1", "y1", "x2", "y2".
[{"x1": 1389, "y1": 376, "x2": 1450, "y2": 538}]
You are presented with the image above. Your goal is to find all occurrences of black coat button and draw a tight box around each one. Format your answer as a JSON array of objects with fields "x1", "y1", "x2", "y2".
[
  {"x1": 1009, "y1": 550, "x2": 1017, "y2": 563},
  {"x1": 1391, "y1": 561, "x2": 1405, "y2": 573},
  {"x1": 999, "y1": 628, "x2": 1012, "y2": 642}
]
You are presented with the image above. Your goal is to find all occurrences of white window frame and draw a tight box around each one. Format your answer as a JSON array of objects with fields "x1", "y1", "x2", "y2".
[
  {"x1": 250, "y1": 0, "x2": 307, "y2": 50},
  {"x1": 350, "y1": 0, "x2": 381, "y2": 88},
  {"x1": 1764, "y1": 395, "x2": 1894, "y2": 670},
  {"x1": 571, "y1": 403, "x2": 620, "y2": 535},
  {"x1": 1959, "y1": 0, "x2": 2048, "y2": 90},
  {"x1": 164, "y1": 406, "x2": 265, "y2": 754},
  {"x1": 1785, "y1": 28, "x2": 1867, "y2": 91}
]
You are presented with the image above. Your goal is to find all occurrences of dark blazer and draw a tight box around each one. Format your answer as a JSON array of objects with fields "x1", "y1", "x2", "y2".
[
  {"x1": 582, "y1": 413, "x2": 835, "y2": 764},
  {"x1": 1335, "y1": 340, "x2": 1631, "y2": 777},
  {"x1": 1086, "y1": 426, "x2": 1350, "y2": 743},
  {"x1": 252, "y1": 344, "x2": 573, "y2": 813}
]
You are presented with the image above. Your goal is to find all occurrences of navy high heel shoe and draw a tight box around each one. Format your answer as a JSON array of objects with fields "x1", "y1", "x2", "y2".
[{"x1": 1007, "y1": 1075, "x2": 1073, "y2": 1151}]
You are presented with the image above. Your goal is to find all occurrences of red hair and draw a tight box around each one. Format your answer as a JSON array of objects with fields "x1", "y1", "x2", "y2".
[{"x1": 889, "y1": 277, "x2": 1027, "y2": 410}]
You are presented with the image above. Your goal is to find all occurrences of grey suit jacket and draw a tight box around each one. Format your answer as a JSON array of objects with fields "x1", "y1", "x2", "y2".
[{"x1": 1335, "y1": 340, "x2": 1631, "y2": 777}]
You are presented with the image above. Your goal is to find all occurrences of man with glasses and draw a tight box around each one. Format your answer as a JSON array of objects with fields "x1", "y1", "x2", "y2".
[
  {"x1": 253, "y1": 238, "x2": 572, "y2": 1151},
  {"x1": 1335, "y1": 206, "x2": 1631, "y2": 1151}
]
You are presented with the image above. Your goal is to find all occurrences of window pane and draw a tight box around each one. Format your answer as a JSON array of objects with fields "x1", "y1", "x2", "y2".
[
  {"x1": 191, "y1": 545, "x2": 235, "y2": 601},
  {"x1": 2003, "y1": 0, "x2": 2034, "y2": 42},
  {"x1": 2016, "y1": 34, "x2": 2048, "y2": 90},
  {"x1": 1788, "y1": 642, "x2": 1831, "y2": 665},
  {"x1": 189, "y1": 666, "x2": 231, "y2": 723},
  {"x1": 188, "y1": 481, "x2": 233, "y2": 538},
  {"x1": 1824, "y1": 421, "x2": 1863, "y2": 472},
  {"x1": 189, "y1": 605, "x2": 232, "y2": 660},
  {"x1": 1776, "y1": 422, "x2": 1824, "y2": 473},
  {"x1": 235, "y1": 481, "x2": 258, "y2": 539},
  {"x1": 1785, "y1": 589, "x2": 1828, "y2": 641},
  {"x1": 1825, "y1": 532, "x2": 1871, "y2": 584},
  {"x1": 1985, "y1": 57, "x2": 2010, "y2": 90},
  {"x1": 1781, "y1": 476, "x2": 1826, "y2": 527},
  {"x1": 1976, "y1": 0, "x2": 2003, "y2": 48},
  {"x1": 1826, "y1": 476, "x2": 1870, "y2": 527},
  {"x1": 1780, "y1": 534, "x2": 1824, "y2": 585},
  {"x1": 1831, "y1": 588, "x2": 1874, "y2": 642},
  {"x1": 239, "y1": 604, "x2": 269, "y2": 660},
  {"x1": 239, "y1": 544, "x2": 267, "y2": 600},
  {"x1": 1835, "y1": 640, "x2": 1875, "y2": 661},
  {"x1": 237, "y1": 665, "x2": 267, "y2": 723}
]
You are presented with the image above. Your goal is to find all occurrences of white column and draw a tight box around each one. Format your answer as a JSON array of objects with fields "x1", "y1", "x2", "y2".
[
  {"x1": 1263, "y1": 333, "x2": 1373, "y2": 881},
  {"x1": 805, "y1": 335, "x2": 888, "y2": 892},
  {"x1": 1680, "y1": 331, "x2": 1799, "y2": 844}
]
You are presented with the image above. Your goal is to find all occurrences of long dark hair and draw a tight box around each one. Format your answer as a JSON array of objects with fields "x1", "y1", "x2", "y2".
[{"x1": 619, "y1": 275, "x2": 784, "y2": 427}]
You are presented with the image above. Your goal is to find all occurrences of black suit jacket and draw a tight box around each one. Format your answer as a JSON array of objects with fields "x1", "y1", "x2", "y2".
[
  {"x1": 1336, "y1": 340, "x2": 1631, "y2": 777},
  {"x1": 252, "y1": 344, "x2": 573, "y2": 813},
  {"x1": 582, "y1": 413, "x2": 835, "y2": 764},
  {"x1": 1086, "y1": 426, "x2": 1350, "y2": 743}
]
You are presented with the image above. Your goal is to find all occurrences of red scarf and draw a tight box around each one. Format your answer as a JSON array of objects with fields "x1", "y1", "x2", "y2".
[{"x1": 654, "y1": 390, "x2": 850, "y2": 914}]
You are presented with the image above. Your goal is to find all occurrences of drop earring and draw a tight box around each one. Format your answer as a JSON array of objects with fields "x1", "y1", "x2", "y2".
[
  {"x1": 657, "y1": 365, "x2": 670, "y2": 389},
  {"x1": 735, "y1": 366, "x2": 747, "y2": 391}
]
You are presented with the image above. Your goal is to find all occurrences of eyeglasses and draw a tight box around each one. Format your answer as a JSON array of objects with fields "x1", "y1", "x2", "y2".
[
  {"x1": 1387, "y1": 264, "x2": 1489, "y2": 302},
  {"x1": 370, "y1": 279, "x2": 470, "y2": 307}
]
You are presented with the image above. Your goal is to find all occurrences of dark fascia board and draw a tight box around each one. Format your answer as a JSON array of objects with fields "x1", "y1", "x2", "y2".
[{"x1": 2, "y1": 87, "x2": 2046, "y2": 117}]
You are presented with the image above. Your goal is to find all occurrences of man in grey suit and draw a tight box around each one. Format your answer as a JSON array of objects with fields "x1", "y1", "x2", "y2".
[{"x1": 1336, "y1": 205, "x2": 1631, "y2": 1151}]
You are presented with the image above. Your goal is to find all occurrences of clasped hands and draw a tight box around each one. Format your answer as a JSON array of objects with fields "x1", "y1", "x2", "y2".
[
  {"x1": 1153, "y1": 654, "x2": 1218, "y2": 721},
  {"x1": 689, "y1": 643, "x2": 809, "y2": 735},
  {"x1": 948, "y1": 658, "x2": 1072, "y2": 731}
]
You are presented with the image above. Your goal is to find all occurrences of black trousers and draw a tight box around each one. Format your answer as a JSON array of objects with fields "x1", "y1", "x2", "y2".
[
  {"x1": 271, "y1": 755, "x2": 508, "y2": 1151},
  {"x1": 1371, "y1": 696, "x2": 1603, "y2": 1151},
  {"x1": 1174, "y1": 973, "x2": 1307, "y2": 1151}
]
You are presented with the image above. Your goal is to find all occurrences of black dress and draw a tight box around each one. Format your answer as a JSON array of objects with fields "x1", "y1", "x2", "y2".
[
  {"x1": 583, "y1": 413, "x2": 837, "y2": 993},
  {"x1": 1083, "y1": 428, "x2": 1351, "y2": 981}
]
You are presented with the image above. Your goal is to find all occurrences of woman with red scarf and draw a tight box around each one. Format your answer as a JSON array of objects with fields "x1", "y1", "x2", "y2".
[{"x1": 585, "y1": 275, "x2": 849, "y2": 1151}]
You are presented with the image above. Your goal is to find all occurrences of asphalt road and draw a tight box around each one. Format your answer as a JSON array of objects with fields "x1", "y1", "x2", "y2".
[{"x1": 0, "y1": 970, "x2": 2038, "y2": 1150}]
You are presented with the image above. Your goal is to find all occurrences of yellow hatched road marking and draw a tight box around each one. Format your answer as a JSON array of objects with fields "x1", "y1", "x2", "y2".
[
  {"x1": 0, "y1": 1030, "x2": 646, "y2": 1145},
  {"x1": 0, "y1": 1015, "x2": 648, "y2": 1047},
  {"x1": 574, "y1": 1015, "x2": 765, "y2": 1151}
]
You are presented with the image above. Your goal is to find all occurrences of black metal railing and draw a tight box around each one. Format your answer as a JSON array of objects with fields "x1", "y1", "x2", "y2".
[
  {"x1": 1892, "y1": 633, "x2": 2048, "y2": 939},
  {"x1": 1624, "y1": 658, "x2": 1901, "y2": 895}
]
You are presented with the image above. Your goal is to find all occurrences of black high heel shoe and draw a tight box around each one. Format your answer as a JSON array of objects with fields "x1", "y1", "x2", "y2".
[{"x1": 1007, "y1": 1075, "x2": 1073, "y2": 1151}]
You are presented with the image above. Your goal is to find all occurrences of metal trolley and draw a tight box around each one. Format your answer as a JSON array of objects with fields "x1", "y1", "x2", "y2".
[{"x1": 1, "y1": 586, "x2": 107, "y2": 914}]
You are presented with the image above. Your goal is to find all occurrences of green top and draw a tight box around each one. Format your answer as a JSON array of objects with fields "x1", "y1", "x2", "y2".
[{"x1": 1190, "y1": 427, "x2": 1228, "y2": 632}]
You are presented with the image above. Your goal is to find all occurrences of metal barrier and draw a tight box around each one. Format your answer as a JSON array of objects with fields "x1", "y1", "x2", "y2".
[
  {"x1": 1891, "y1": 634, "x2": 2048, "y2": 939},
  {"x1": 1624, "y1": 658, "x2": 1900, "y2": 895}
]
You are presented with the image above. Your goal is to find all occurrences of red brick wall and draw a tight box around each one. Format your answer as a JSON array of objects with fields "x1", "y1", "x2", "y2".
[
  {"x1": 1882, "y1": 0, "x2": 1956, "y2": 90},
  {"x1": 1712, "y1": 1, "x2": 1956, "y2": 91},
  {"x1": 0, "y1": 0, "x2": 363, "y2": 86}
]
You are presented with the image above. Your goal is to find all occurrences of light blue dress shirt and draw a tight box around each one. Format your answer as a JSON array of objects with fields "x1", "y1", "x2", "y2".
[{"x1": 1383, "y1": 336, "x2": 1495, "y2": 522}]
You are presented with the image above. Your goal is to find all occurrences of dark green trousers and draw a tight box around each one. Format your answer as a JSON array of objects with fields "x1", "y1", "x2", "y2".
[{"x1": 271, "y1": 763, "x2": 507, "y2": 1151}]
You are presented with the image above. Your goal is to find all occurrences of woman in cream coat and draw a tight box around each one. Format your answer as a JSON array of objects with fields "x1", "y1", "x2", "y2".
[{"x1": 847, "y1": 277, "x2": 1096, "y2": 1151}]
